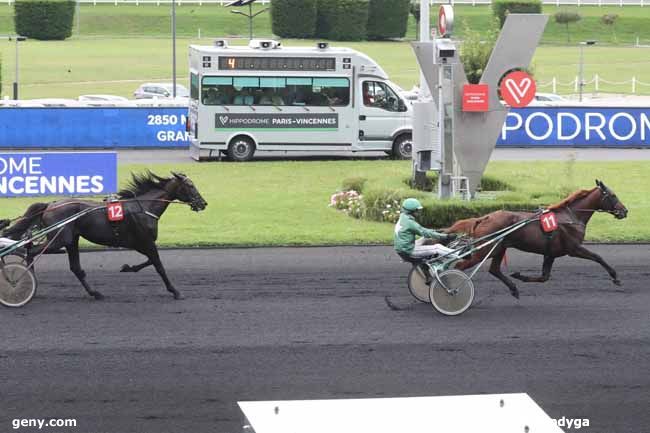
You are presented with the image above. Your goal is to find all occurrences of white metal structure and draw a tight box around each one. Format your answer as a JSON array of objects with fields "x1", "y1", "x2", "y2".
[
  {"x1": 238, "y1": 393, "x2": 565, "y2": 433},
  {"x1": 188, "y1": 40, "x2": 413, "y2": 161}
]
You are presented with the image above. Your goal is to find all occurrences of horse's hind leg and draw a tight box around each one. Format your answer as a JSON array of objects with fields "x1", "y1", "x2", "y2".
[
  {"x1": 511, "y1": 256, "x2": 555, "y2": 283},
  {"x1": 568, "y1": 245, "x2": 621, "y2": 286},
  {"x1": 488, "y1": 248, "x2": 520, "y2": 299},
  {"x1": 66, "y1": 237, "x2": 104, "y2": 300}
]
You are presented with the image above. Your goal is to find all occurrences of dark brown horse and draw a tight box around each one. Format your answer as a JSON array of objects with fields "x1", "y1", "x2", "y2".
[
  {"x1": 445, "y1": 180, "x2": 628, "y2": 299},
  {"x1": 2, "y1": 172, "x2": 207, "y2": 300}
]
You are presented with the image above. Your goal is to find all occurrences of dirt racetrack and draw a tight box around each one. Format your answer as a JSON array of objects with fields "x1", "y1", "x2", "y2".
[{"x1": 1, "y1": 245, "x2": 649, "y2": 433}]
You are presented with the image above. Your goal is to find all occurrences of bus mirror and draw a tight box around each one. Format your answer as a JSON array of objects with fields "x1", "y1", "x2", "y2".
[{"x1": 398, "y1": 100, "x2": 407, "y2": 112}]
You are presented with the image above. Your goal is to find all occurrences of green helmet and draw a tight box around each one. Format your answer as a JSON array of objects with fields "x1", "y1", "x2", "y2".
[{"x1": 402, "y1": 198, "x2": 423, "y2": 213}]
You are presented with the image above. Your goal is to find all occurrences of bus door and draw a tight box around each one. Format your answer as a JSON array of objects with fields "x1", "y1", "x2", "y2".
[{"x1": 357, "y1": 80, "x2": 407, "y2": 150}]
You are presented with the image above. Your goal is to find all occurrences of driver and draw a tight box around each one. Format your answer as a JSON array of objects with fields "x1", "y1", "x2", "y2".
[{"x1": 394, "y1": 198, "x2": 458, "y2": 261}]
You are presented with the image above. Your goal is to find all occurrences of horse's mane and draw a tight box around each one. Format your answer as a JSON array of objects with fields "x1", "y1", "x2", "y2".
[
  {"x1": 547, "y1": 188, "x2": 596, "y2": 210},
  {"x1": 117, "y1": 171, "x2": 172, "y2": 198}
]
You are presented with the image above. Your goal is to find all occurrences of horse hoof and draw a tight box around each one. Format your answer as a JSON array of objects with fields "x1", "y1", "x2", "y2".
[
  {"x1": 173, "y1": 292, "x2": 184, "y2": 300},
  {"x1": 510, "y1": 289, "x2": 520, "y2": 300},
  {"x1": 120, "y1": 264, "x2": 132, "y2": 272},
  {"x1": 613, "y1": 279, "x2": 622, "y2": 286},
  {"x1": 93, "y1": 292, "x2": 105, "y2": 300}
]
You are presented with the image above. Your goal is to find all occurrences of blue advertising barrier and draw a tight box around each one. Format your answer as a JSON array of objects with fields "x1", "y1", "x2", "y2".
[
  {"x1": 0, "y1": 106, "x2": 649, "y2": 149},
  {"x1": 0, "y1": 107, "x2": 190, "y2": 149},
  {"x1": 0, "y1": 152, "x2": 117, "y2": 197},
  {"x1": 498, "y1": 107, "x2": 650, "y2": 147}
]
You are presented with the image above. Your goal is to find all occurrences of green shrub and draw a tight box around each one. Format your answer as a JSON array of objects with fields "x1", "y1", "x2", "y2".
[
  {"x1": 601, "y1": 13, "x2": 619, "y2": 42},
  {"x1": 317, "y1": 0, "x2": 369, "y2": 41},
  {"x1": 492, "y1": 0, "x2": 542, "y2": 28},
  {"x1": 363, "y1": 189, "x2": 408, "y2": 223},
  {"x1": 410, "y1": 1, "x2": 420, "y2": 38},
  {"x1": 342, "y1": 177, "x2": 368, "y2": 193},
  {"x1": 367, "y1": 0, "x2": 410, "y2": 40},
  {"x1": 554, "y1": 11, "x2": 581, "y2": 43},
  {"x1": 460, "y1": 18, "x2": 500, "y2": 84},
  {"x1": 271, "y1": 0, "x2": 317, "y2": 38},
  {"x1": 14, "y1": 0, "x2": 76, "y2": 40},
  {"x1": 478, "y1": 176, "x2": 512, "y2": 191},
  {"x1": 418, "y1": 201, "x2": 541, "y2": 229}
]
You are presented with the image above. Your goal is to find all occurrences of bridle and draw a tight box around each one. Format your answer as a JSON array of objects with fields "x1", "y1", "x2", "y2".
[{"x1": 574, "y1": 186, "x2": 626, "y2": 218}]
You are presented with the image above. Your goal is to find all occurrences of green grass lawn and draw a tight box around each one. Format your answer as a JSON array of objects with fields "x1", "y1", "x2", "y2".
[
  {"x1": 0, "y1": 160, "x2": 645, "y2": 247},
  {"x1": 1, "y1": 37, "x2": 649, "y2": 99},
  {"x1": 1, "y1": 3, "x2": 649, "y2": 43},
  {"x1": 0, "y1": 4, "x2": 650, "y2": 98}
]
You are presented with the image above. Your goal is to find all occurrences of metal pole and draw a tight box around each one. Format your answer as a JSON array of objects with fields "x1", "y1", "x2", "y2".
[
  {"x1": 172, "y1": 0, "x2": 177, "y2": 97},
  {"x1": 13, "y1": 38, "x2": 18, "y2": 100},
  {"x1": 248, "y1": 2, "x2": 253, "y2": 40},
  {"x1": 578, "y1": 43, "x2": 584, "y2": 102},
  {"x1": 419, "y1": 0, "x2": 430, "y2": 98}
]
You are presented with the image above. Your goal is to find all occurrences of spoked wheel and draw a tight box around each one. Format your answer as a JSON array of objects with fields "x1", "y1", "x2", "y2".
[
  {"x1": 429, "y1": 269, "x2": 474, "y2": 316},
  {"x1": 407, "y1": 266, "x2": 430, "y2": 303},
  {"x1": 0, "y1": 262, "x2": 37, "y2": 308}
]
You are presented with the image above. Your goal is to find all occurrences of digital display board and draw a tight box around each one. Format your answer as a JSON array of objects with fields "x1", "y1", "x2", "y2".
[{"x1": 218, "y1": 56, "x2": 336, "y2": 71}]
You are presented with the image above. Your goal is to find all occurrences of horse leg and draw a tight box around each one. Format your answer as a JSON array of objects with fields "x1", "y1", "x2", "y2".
[
  {"x1": 136, "y1": 243, "x2": 182, "y2": 300},
  {"x1": 120, "y1": 259, "x2": 152, "y2": 273},
  {"x1": 487, "y1": 248, "x2": 520, "y2": 299},
  {"x1": 568, "y1": 245, "x2": 621, "y2": 286},
  {"x1": 511, "y1": 256, "x2": 555, "y2": 283},
  {"x1": 66, "y1": 237, "x2": 104, "y2": 300}
]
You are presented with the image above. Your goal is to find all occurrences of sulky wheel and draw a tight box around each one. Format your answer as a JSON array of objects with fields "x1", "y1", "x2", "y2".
[
  {"x1": 429, "y1": 269, "x2": 474, "y2": 316},
  {"x1": 0, "y1": 262, "x2": 37, "y2": 308},
  {"x1": 407, "y1": 266, "x2": 431, "y2": 303}
]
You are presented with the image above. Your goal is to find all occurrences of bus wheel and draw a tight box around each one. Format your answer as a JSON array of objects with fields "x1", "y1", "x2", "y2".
[
  {"x1": 392, "y1": 134, "x2": 412, "y2": 160},
  {"x1": 227, "y1": 137, "x2": 256, "y2": 162}
]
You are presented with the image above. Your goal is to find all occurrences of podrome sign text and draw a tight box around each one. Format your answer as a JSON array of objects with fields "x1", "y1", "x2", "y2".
[
  {"x1": 0, "y1": 152, "x2": 117, "y2": 197},
  {"x1": 499, "y1": 107, "x2": 650, "y2": 146}
]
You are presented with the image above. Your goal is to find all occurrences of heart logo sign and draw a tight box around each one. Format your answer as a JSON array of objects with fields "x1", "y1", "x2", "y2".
[
  {"x1": 500, "y1": 70, "x2": 536, "y2": 108},
  {"x1": 218, "y1": 115, "x2": 229, "y2": 126}
]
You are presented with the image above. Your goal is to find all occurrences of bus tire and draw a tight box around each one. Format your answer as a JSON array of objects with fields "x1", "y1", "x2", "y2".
[
  {"x1": 227, "y1": 136, "x2": 256, "y2": 162},
  {"x1": 392, "y1": 134, "x2": 412, "y2": 160}
]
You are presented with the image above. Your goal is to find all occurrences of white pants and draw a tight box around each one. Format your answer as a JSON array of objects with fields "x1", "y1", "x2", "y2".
[
  {"x1": 411, "y1": 243, "x2": 457, "y2": 259},
  {"x1": 0, "y1": 237, "x2": 16, "y2": 248}
]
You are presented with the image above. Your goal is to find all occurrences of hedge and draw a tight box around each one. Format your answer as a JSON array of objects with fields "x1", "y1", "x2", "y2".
[
  {"x1": 14, "y1": 0, "x2": 76, "y2": 41},
  {"x1": 491, "y1": 0, "x2": 542, "y2": 28},
  {"x1": 367, "y1": 0, "x2": 411, "y2": 40},
  {"x1": 271, "y1": 0, "x2": 317, "y2": 39},
  {"x1": 317, "y1": 0, "x2": 369, "y2": 41}
]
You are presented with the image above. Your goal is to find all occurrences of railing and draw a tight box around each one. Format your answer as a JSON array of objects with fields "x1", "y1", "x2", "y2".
[{"x1": 538, "y1": 75, "x2": 650, "y2": 94}]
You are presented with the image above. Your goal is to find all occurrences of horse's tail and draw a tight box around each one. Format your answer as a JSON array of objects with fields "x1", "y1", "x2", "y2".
[{"x1": 3, "y1": 202, "x2": 49, "y2": 239}]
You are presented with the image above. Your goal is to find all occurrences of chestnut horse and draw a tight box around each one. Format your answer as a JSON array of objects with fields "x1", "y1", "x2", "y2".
[{"x1": 445, "y1": 180, "x2": 628, "y2": 299}]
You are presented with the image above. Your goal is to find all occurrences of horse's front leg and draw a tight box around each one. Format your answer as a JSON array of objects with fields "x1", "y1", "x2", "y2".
[
  {"x1": 135, "y1": 242, "x2": 182, "y2": 300},
  {"x1": 120, "y1": 259, "x2": 152, "y2": 273},
  {"x1": 511, "y1": 256, "x2": 555, "y2": 283},
  {"x1": 487, "y1": 247, "x2": 520, "y2": 299},
  {"x1": 568, "y1": 245, "x2": 621, "y2": 286}
]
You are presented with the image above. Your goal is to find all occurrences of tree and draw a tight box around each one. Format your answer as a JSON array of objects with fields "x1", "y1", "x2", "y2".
[
  {"x1": 554, "y1": 11, "x2": 582, "y2": 44},
  {"x1": 460, "y1": 19, "x2": 499, "y2": 84},
  {"x1": 410, "y1": 1, "x2": 420, "y2": 39},
  {"x1": 601, "y1": 14, "x2": 619, "y2": 43}
]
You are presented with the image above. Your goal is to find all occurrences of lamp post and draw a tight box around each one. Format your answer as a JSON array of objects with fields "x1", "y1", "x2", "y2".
[
  {"x1": 9, "y1": 35, "x2": 27, "y2": 100},
  {"x1": 171, "y1": 0, "x2": 177, "y2": 98},
  {"x1": 226, "y1": 0, "x2": 269, "y2": 41},
  {"x1": 578, "y1": 40, "x2": 596, "y2": 102}
]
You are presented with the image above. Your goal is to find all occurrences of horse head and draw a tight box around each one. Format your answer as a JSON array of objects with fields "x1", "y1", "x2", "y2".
[
  {"x1": 171, "y1": 172, "x2": 208, "y2": 212},
  {"x1": 595, "y1": 179, "x2": 628, "y2": 219}
]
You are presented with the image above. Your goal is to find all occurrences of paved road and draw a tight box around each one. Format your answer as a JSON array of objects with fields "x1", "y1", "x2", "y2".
[
  {"x1": 1, "y1": 246, "x2": 649, "y2": 433},
  {"x1": 113, "y1": 148, "x2": 650, "y2": 164}
]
